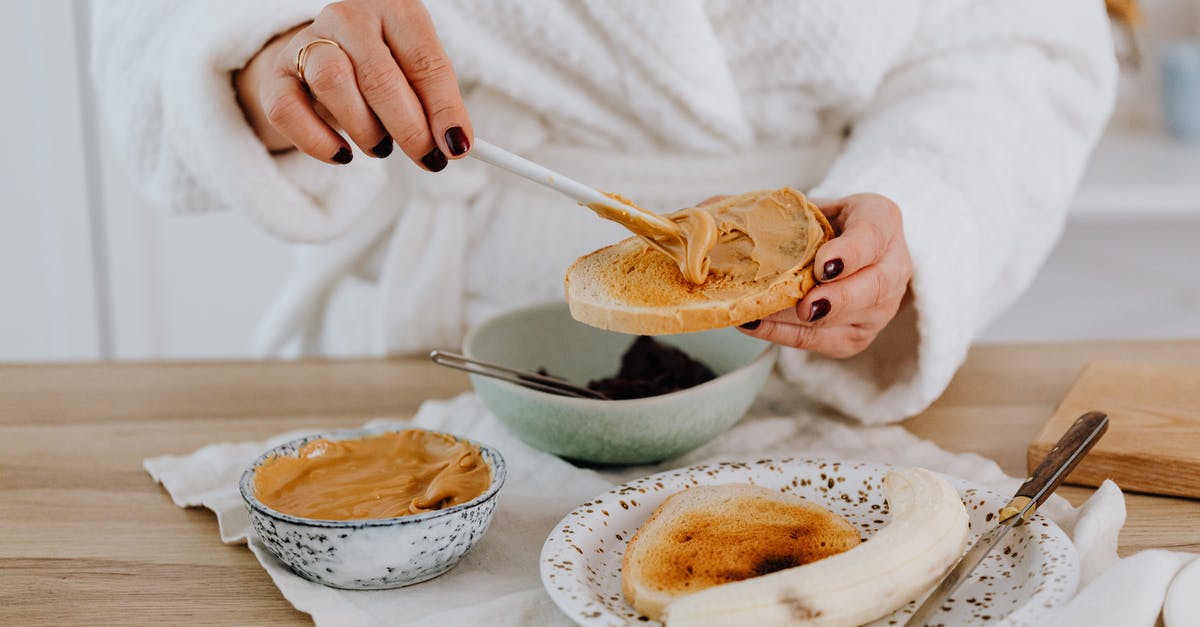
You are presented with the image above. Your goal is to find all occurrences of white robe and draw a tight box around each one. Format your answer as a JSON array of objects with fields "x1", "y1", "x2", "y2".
[{"x1": 91, "y1": 0, "x2": 1117, "y2": 423}]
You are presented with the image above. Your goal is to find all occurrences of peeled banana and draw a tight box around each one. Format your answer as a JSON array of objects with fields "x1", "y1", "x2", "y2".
[{"x1": 663, "y1": 468, "x2": 969, "y2": 627}]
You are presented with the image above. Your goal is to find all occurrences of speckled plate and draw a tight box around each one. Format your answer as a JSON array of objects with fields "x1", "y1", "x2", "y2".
[{"x1": 541, "y1": 458, "x2": 1077, "y2": 626}]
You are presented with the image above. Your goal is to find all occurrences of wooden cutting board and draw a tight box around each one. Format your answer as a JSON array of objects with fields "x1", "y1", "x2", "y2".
[{"x1": 1029, "y1": 360, "x2": 1200, "y2": 499}]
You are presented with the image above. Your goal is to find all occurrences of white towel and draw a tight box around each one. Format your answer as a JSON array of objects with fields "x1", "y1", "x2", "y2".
[{"x1": 144, "y1": 382, "x2": 1194, "y2": 626}]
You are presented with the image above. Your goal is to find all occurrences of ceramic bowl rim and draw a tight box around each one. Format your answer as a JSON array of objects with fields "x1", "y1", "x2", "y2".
[
  {"x1": 462, "y1": 301, "x2": 778, "y2": 406},
  {"x1": 238, "y1": 426, "x2": 506, "y2": 529}
]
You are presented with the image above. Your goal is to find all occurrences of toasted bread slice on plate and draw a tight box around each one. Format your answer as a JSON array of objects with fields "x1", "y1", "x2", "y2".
[
  {"x1": 620, "y1": 483, "x2": 860, "y2": 620},
  {"x1": 566, "y1": 187, "x2": 833, "y2": 335}
]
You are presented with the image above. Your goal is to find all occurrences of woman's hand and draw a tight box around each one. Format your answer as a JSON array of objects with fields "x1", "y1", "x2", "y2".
[
  {"x1": 234, "y1": 0, "x2": 471, "y2": 170},
  {"x1": 737, "y1": 193, "x2": 912, "y2": 358}
]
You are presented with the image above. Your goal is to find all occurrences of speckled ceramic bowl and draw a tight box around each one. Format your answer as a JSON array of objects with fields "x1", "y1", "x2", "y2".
[
  {"x1": 239, "y1": 427, "x2": 506, "y2": 590},
  {"x1": 463, "y1": 302, "x2": 777, "y2": 465}
]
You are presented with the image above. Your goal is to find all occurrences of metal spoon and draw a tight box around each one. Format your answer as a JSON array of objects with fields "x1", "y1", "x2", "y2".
[{"x1": 429, "y1": 350, "x2": 609, "y2": 400}]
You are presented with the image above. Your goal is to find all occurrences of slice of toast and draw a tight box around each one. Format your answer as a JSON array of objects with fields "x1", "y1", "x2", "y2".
[
  {"x1": 621, "y1": 483, "x2": 861, "y2": 620},
  {"x1": 565, "y1": 188, "x2": 833, "y2": 335}
]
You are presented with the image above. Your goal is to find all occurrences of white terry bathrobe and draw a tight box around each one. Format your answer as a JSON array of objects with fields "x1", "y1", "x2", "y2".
[{"x1": 92, "y1": 0, "x2": 1116, "y2": 424}]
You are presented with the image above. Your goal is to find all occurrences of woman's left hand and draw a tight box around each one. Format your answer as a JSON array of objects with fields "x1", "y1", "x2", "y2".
[{"x1": 737, "y1": 193, "x2": 912, "y2": 358}]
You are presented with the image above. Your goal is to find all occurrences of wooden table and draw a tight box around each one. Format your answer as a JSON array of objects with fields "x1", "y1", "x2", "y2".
[{"x1": 3, "y1": 341, "x2": 1198, "y2": 624}]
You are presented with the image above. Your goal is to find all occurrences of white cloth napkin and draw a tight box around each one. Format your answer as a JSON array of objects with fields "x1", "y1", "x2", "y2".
[{"x1": 145, "y1": 379, "x2": 1196, "y2": 626}]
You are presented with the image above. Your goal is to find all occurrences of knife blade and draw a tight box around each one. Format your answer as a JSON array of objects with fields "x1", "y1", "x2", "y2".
[{"x1": 905, "y1": 411, "x2": 1109, "y2": 626}]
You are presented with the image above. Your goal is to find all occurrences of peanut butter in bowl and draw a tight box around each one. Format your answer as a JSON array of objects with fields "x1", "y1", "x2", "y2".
[
  {"x1": 239, "y1": 427, "x2": 506, "y2": 590},
  {"x1": 253, "y1": 429, "x2": 491, "y2": 521}
]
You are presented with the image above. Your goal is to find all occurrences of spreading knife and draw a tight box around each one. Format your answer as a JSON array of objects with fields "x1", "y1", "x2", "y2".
[{"x1": 905, "y1": 411, "x2": 1110, "y2": 626}]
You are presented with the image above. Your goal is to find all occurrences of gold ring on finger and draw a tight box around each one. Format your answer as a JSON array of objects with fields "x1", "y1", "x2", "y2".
[{"x1": 295, "y1": 38, "x2": 342, "y2": 86}]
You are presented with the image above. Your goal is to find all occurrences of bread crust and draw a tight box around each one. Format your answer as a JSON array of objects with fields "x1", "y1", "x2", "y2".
[{"x1": 565, "y1": 188, "x2": 833, "y2": 335}]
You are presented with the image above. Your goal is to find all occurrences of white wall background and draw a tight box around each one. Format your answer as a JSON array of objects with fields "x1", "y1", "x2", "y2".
[
  {"x1": 2, "y1": 0, "x2": 1198, "y2": 362},
  {"x1": 2, "y1": 0, "x2": 292, "y2": 362},
  {"x1": 1, "y1": 1, "x2": 101, "y2": 361}
]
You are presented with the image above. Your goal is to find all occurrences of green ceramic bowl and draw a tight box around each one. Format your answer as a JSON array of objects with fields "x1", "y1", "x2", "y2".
[{"x1": 462, "y1": 302, "x2": 777, "y2": 465}]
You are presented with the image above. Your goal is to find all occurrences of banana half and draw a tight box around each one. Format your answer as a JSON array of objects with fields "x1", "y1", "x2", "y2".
[{"x1": 663, "y1": 468, "x2": 970, "y2": 627}]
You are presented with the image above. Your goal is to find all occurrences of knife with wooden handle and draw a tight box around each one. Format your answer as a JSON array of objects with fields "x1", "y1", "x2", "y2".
[{"x1": 905, "y1": 411, "x2": 1109, "y2": 626}]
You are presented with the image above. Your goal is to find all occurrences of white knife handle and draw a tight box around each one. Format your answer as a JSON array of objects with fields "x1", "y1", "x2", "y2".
[{"x1": 468, "y1": 138, "x2": 677, "y2": 234}]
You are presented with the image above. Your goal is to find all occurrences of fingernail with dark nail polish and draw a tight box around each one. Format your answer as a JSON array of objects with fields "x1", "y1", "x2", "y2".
[
  {"x1": 739, "y1": 320, "x2": 761, "y2": 330},
  {"x1": 371, "y1": 136, "x2": 393, "y2": 158},
  {"x1": 809, "y1": 299, "x2": 831, "y2": 322},
  {"x1": 444, "y1": 126, "x2": 470, "y2": 156},
  {"x1": 421, "y1": 147, "x2": 447, "y2": 172},
  {"x1": 822, "y1": 258, "x2": 844, "y2": 281},
  {"x1": 332, "y1": 147, "x2": 353, "y2": 164}
]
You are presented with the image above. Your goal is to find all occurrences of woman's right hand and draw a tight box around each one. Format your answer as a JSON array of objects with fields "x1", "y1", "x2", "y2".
[{"x1": 234, "y1": 0, "x2": 471, "y2": 170}]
